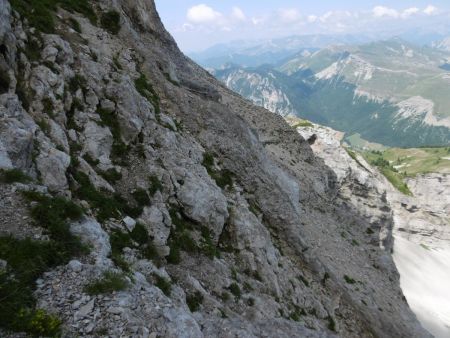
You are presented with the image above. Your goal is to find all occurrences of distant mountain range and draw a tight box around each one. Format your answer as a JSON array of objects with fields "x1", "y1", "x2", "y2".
[
  {"x1": 210, "y1": 38, "x2": 450, "y2": 147},
  {"x1": 189, "y1": 34, "x2": 372, "y2": 69}
]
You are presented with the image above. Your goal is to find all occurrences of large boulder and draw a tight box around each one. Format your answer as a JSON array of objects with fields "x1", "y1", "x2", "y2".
[{"x1": 177, "y1": 173, "x2": 228, "y2": 241}]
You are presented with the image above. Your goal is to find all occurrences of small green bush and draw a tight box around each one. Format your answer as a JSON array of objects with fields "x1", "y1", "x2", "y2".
[
  {"x1": 73, "y1": 171, "x2": 121, "y2": 222},
  {"x1": 134, "y1": 74, "x2": 160, "y2": 114},
  {"x1": 186, "y1": 291, "x2": 203, "y2": 312},
  {"x1": 220, "y1": 291, "x2": 230, "y2": 302},
  {"x1": 0, "y1": 169, "x2": 31, "y2": 184},
  {"x1": 101, "y1": 10, "x2": 121, "y2": 35},
  {"x1": 24, "y1": 191, "x2": 85, "y2": 257},
  {"x1": 344, "y1": 275, "x2": 356, "y2": 284},
  {"x1": 148, "y1": 175, "x2": 163, "y2": 196},
  {"x1": 228, "y1": 283, "x2": 241, "y2": 299},
  {"x1": 111, "y1": 253, "x2": 131, "y2": 273},
  {"x1": 69, "y1": 74, "x2": 87, "y2": 94},
  {"x1": 84, "y1": 271, "x2": 128, "y2": 295},
  {"x1": 110, "y1": 229, "x2": 133, "y2": 254},
  {"x1": 132, "y1": 188, "x2": 150, "y2": 206},
  {"x1": 37, "y1": 118, "x2": 51, "y2": 134},
  {"x1": 202, "y1": 153, "x2": 233, "y2": 189},
  {"x1": 366, "y1": 228, "x2": 375, "y2": 235},
  {"x1": 166, "y1": 243, "x2": 181, "y2": 264},
  {"x1": 141, "y1": 241, "x2": 161, "y2": 263},
  {"x1": 289, "y1": 306, "x2": 306, "y2": 322},
  {"x1": 130, "y1": 223, "x2": 149, "y2": 246},
  {"x1": 154, "y1": 275, "x2": 171, "y2": 296},
  {"x1": 327, "y1": 315, "x2": 337, "y2": 332},
  {"x1": 0, "y1": 68, "x2": 10, "y2": 93},
  {"x1": 42, "y1": 97, "x2": 55, "y2": 117},
  {"x1": 98, "y1": 168, "x2": 122, "y2": 184},
  {"x1": 200, "y1": 227, "x2": 219, "y2": 259},
  {"x1": 82, "y1": 153, "x2": 100, "y2": 166},
  {"x1": 97, "y1": 108, "x2": 128, "y2": 165}
]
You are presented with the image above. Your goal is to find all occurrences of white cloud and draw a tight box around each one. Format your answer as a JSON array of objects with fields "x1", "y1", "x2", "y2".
[
  {"x1": 320, "y1": 11, "x2": 334, "y2": 22},
  {"x1": 187, "y1": 4, "x2": 222, "y2": 24},
  {"x1": 423, "y1": 5, "x2": 438, "y2": 15},
  {"x1": 231, "y1": 7, "x2": 246, "y2": 21},
  {"x1": 402, "y1": 7, "x2": 420, "y2": 18},
  {"x1": 307, "y1": 15, "x2": 318, "y2": 23},
  {"x1": 373, "y1": 6, "x2": 399, "y2": 18},
  {"x1": 278, "y1": 8, "x2": 301, "y2": 23}
]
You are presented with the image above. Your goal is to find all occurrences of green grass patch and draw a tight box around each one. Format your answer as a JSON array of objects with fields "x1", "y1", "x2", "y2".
[
  {"x1": 361, "y1": 150, "x2": 413, "y2": 196},
  {"x1": 292, "y1": 120, "x2": 313, "y2": 128},
  {"x1": 84, "y1": 271, "x2": 128, "y2": 295}
]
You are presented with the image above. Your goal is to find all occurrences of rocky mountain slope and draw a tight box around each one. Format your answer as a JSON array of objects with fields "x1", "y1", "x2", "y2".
[
  {"x1": 214, "y1": 40, "x2": 450, "y2": 147},
  {"x1": 290, "y1": 118, "x2": 450, "y2": 337},
  {"x1": 0, "y1": 0, "x2": 431, "y2": 337}
]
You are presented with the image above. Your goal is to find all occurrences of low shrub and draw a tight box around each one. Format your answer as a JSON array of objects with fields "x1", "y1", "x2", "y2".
[
  {"x1": 344, "y1": 275, "x2": 356, "y2": 284},
  {"x1": 132, "y1": 188, "x2": 150, "y2": 206},
  {"x1": 130, "y1": 223, "x2": 149, "y2": 246},
  {"x1": 228, "y1": 282, "x2": 241, "y2": 299},
  {"x1": 202, "y1": 153, "x2": 233, "y2": 189},
  {"x1": 0, "y1": 168, "x2": 31, "y2": 184},
  {"x1": 134, "y1": 74, "x2": 160, "y2": 114},
  {"x1": 148, "y1": 175, "x2": 163, "y2": 196},
  {"x1": 0, "y1": 192, "x2": 85, "y2": 336},
  {"x1": 186, "y1": 291, "x2": 203, "y2": 312},
  {"x1": 100, "y1": 10, "x2": 121, "y2": 35},
  {"x1": 10, "y1": 0, "x2": 96, "y2": 34},
  {"x1": 154, "y1": 275, "x2": 171, "y2": 296},
  {"x1": 98, "y1": 168, "x2": 122, "y2": 184}
]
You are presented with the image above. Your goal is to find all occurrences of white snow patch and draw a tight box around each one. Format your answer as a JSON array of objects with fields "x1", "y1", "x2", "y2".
[{"x1": 393, "y1": 236, "x2": 450, "y2": 338}]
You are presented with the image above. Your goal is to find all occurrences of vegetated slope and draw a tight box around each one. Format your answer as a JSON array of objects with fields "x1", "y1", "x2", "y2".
[
  {"x1": 0, "y1": 0, "x2": 431, "y2": 337},
  {"x1": 214, "y1": 39, "x2": 450, "y2": 147}
]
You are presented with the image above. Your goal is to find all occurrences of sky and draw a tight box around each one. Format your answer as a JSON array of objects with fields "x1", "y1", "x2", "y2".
[{"x1": 155, "y1": 1, "x2": 450, "y2": 52}]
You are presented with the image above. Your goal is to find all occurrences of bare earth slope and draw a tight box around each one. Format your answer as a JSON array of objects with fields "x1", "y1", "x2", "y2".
[{"x1": 0, "y1": 0, "x2": 430, "y2": 337}]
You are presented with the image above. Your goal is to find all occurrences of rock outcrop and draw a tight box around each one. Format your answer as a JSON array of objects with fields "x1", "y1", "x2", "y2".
[{"x1": 0, "y1": 0, "x2": 431, "y2": 337}]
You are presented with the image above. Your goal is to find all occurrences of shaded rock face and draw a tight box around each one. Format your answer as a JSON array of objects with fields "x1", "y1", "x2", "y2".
[
  {"x1": 0, "y1": 0, "x2": 430, "y2": 337},
  {"x1": 295, "y1": 122, "x2": 450, "y2": 337}
]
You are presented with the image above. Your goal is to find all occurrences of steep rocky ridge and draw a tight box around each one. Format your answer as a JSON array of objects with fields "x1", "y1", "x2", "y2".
[
  {"x1": 0, "y1": 0, "x2": 430, "y2": 337},
  {"x1": 292, "y1": 120, "x2": 450, "y2": 337}
]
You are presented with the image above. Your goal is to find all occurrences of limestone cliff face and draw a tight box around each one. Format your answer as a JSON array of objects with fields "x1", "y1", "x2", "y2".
[
  {"x1": 295, "y1": 122, "x2": 450, "y2": 337},
  {"x1": 0, "y1": 1, "x2": 430, "y2": 337}
]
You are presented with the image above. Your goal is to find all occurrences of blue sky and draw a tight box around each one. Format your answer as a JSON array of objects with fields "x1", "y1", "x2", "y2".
[{"x1": 155, "y1": 1, "x2": 450, "y2": 52}]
